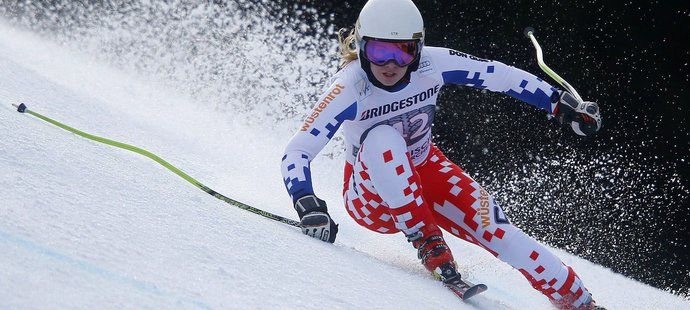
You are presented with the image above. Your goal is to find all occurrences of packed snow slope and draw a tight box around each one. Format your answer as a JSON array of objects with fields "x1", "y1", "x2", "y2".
[{"x1": 0, "y1": 23, "x2": 687, "y2": 310}]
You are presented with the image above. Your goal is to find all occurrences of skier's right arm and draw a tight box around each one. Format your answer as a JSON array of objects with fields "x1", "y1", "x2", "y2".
[{"x1": 281, "y1": 78, "x2": 358, "y2": 242}]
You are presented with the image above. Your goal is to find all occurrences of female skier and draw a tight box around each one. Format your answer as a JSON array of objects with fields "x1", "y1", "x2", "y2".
[{"x1": 281, "y1": 0, "x2": 602, "y2": 308}]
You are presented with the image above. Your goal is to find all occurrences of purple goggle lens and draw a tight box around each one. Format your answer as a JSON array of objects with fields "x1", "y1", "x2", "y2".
[{"x1": 364, "y1": 39, "x2": 419, "y2": 67}]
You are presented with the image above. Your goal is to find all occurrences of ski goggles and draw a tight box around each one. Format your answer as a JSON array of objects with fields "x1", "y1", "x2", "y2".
[{"x1": 362, "y1": 38, "x2": 420, "y2": 67}]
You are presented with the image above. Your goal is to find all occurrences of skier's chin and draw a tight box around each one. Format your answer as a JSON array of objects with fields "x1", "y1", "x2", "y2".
[
  {"x1": 371, "y1": 64, "x2": 407, "y2": 86},
  {"x1": 374, "y1": 71, "x2": 404, "y2": 86}
]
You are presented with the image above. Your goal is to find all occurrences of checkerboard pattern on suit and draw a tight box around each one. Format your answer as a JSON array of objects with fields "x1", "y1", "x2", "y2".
[{"x1": 342, "y1": 127, "x2": 591, "y2": 309}]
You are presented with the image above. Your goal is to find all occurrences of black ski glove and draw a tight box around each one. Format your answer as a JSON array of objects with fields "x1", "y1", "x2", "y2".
[
  {"x1": 294, "y1": 195, "x2": 338, "y2": 243},
  {"x1": 551, "y1": 90, "x2": 602, "y2": 136}
]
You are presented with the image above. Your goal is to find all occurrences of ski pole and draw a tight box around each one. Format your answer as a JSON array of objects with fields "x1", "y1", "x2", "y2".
[
  {"x1": 12, "y1": 103, "x2": 301, "y2": 228},
  {"x1": 523, "y1": 27, "x2": 584, "y2": 102}
]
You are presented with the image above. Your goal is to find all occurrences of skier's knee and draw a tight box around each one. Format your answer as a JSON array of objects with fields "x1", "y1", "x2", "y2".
[
  {"x1": 365, "y1": 125, "x2": 405, "y2": 146},
  {"x1": 360, "y1": 125, "x2": 407, "y2": 162}
]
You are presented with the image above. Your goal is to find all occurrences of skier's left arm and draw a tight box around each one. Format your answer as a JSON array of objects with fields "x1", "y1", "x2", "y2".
[{"x1": 429, "y1": 47, "x2": 601, "y2": 135}]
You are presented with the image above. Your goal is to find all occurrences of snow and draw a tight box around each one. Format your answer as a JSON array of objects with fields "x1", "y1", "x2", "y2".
[{"x1": 0, "y1": 21, "x2": 688, "y2": 310}]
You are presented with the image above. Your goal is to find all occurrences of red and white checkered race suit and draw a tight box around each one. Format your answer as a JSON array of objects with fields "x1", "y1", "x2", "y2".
[
  {"x1": 344, "y1": 126, "x2": 590, "y2": 308},
  {"x1": 282, "y1": 46, "x2": 593, "y2": 309}
]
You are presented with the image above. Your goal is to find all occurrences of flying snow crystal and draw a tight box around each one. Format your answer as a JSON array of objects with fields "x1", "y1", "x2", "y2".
[{"x1": 0, "y1": 1, "x2": 338, "y2": 123}]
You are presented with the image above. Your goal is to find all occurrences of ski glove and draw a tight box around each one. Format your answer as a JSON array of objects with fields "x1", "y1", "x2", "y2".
[
  {"x1": 294, "y1": 195, "x2": 338, "y2": 243},
  {"x1": 551, "y1": 90, "x2": 602, "y2": 136}
]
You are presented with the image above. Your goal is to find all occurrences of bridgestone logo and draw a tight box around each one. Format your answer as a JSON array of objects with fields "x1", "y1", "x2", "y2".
[
  {"x1": 360, "y1": 85, "x2": 440, "y2": 120},
  {"x1": 301, "y1": 84, "x2": 345, "y2": 131}
]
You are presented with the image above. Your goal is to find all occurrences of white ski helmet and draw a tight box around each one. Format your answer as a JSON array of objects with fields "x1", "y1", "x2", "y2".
[{"x1": 355, "y1": 0, "x2": 425, "y2": 46}]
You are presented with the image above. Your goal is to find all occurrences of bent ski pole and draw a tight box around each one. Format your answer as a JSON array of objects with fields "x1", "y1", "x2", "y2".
[
  {"x1": 523, "y1": 27, "x2": 583, "y2": 102},
  {"x1": 12, "y1": 103, "x2": 301, "y2": 228}
]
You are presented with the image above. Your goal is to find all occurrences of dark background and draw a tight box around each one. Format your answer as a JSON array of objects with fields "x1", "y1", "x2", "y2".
[{"x1": 285, "y1": 0, "x2": 689, "y2": 296}]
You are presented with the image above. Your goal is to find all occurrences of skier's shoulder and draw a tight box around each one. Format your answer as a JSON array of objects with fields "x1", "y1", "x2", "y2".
[
  {"x1": 422, "y1": 45, "x2": 453, "y2": 57},
  {"x1": 330, "y1": 60, "x2": 371, "y2": 101},
  {"x1": 423, "y1": 45, "x2": 491, "y2": 65},
  {"x1": 421, "y1": 46, "x2": 457, "y2": 63},
  {"x1": 332, "y1": 61, "x2": 359, "y2": 84}
]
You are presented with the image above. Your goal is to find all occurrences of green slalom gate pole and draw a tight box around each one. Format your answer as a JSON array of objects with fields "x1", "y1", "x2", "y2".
[
  {"x1": 12, "y1": 103, "x2": 301, "y2": 228},
  {"x1": 523, "y1": 27, "x2": 584, "y2": 103}
]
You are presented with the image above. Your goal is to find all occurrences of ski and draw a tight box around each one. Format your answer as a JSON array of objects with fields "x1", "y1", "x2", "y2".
[{"x1": 444, "y1": 279, "x2": 488, "y2": 301}]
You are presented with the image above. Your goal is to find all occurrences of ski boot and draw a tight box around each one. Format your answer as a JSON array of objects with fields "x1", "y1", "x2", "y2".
[
  {"x1": 554, "y1": 293, "x2": 606, "y2": 310},
  {"x1": 408, "y1": 232, "x2": 461, "y2": 284},
  {"x1": 578, "y1": 295, "x2": 606, "y2": 310},
  {"x1": 408, "y1": 231, "x2": 488, "y2": 300}
]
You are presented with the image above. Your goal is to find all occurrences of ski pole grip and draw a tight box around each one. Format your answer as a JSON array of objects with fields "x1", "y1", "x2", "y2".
[
  {"x1": 13, "y1": 103, "x2": 27, "y2": 113},
  {"x1": 524, "y1": 26, "x2": 535, "y2": 38}
]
